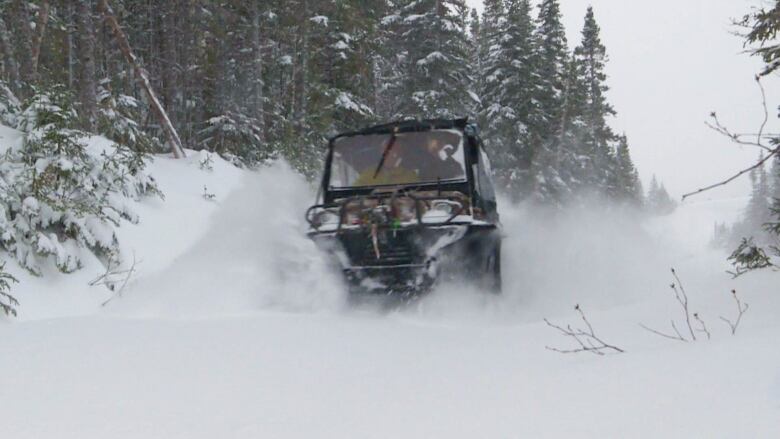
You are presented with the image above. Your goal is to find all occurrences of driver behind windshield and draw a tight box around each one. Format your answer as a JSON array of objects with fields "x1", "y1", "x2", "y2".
[
  {"x1": 418, "y1": 133, "x2": 464, "y2": 181},
  {"x1": 352, "y1": 137, "x2": 419, "y2": 186}
]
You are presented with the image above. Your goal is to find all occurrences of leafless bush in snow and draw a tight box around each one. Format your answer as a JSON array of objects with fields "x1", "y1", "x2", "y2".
[
  {"x1": 203, "y1": 185, "x2": 216, "y2": 201},
  {"x1": 719, "y1": 289, "x2": 749, "y2": 335},
  {"x1": 545, "y1": 305, "x2": 625, "y2": 356},
  {"x1": 640, "y1": 268, "x2": 700, "y2": 342},
  {"x1": 693, "y1": 313, "x2": 711, "y2": 340},
  {"x1": 90, "y1": 254, "x2": 140, "y2": 306}
]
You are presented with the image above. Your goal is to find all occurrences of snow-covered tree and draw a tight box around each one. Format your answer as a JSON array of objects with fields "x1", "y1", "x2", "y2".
[
  {"x1": 573, "y1": 6, "x2": 617, "y2": 191},
  {"x1": 0, "y1": 262, "x2": 18, "y2": 317},
  {"x1": 478, "y1": 0, "x2": 509, "y2": 132},
  {"x1": 732, "y1": 154, "x2": 773, "y2": 245},
  {"x1": 646, "y1": 175, "x2": 676, "y2": 216},
  {"x1": 0, "y1": 86, "x2": 159, "y2": 275},
  {"x1": 534, "y1": 0, "x2": 568, "y2": 140},
  {"x1": 610, "y1": 134, "x2": 643, "y2": 205},
  {"x1": 393, "y1": 0, "x2": 477, "y2": 119}
]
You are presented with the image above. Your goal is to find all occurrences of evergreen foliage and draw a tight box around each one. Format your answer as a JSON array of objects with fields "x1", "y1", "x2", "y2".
[
  {"x1": 610, "y1": 135, "x2": 643, "y2": 204},
  {"x1": 646, "y1": 175, "x2": 676, "y2": 216},
  {"x1": 726, "y1": 1, "x2": 780, "y2": 275},
  {"x1": 0, "y1": 85, "x2": 159, "y2": 275},
  {"x1": 0, "y1": 262, "x2": 18, "y2": 317},
  {"x1": 0, "y1": 0, "x2": 646, "y2": 204},
  {"x1": 534, "y1": 0, "x2": 569, "y2": 138},
  {"x1": 572, "y1": 7, "x2": 617, "y2": 190},
  {"x1": 392, "y1": 0, "x2": 477, "y2": 119}
]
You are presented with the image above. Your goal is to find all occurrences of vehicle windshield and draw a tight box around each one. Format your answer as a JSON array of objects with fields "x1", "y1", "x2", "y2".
[{"x1": 329, "y1": 129, "x2": 467, "y2": 189}]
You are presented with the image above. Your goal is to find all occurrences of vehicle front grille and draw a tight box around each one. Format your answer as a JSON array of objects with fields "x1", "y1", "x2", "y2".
[{"x1": 340, "y1": 229, "x2": 421, "y2": 267}]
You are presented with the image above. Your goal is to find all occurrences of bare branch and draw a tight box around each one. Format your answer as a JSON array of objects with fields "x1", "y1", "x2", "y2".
[
  {"x1": 641, "y1": 268, "x2": 712, "y2": 343},
  {"x1": 89, "y1": 255, "x2": 140, "y2": 307},
  {"x1": 684, "y1": 77, "x2": 779, "y2": 200},
  {"x1": 719, "y1": 289, "x2": 750, "y2": 335},
  {"x1": 693, "y1": 313, "x2": 711, "y2": 340},
  {"x1": 545, "y1": 305, "x2": 625, "y2": 355},
  {"x1": 671, "y1": 268, "x2": 696, "y2": 341},
  {"x1": 639, "y1": 322, "x2": 688, "y2": 342},
  {"x1": 682, "y1": 147, "x2": 779, "y2": 200}
]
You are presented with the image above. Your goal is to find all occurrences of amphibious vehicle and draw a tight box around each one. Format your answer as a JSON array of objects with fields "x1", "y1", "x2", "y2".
[{"x1": 306, "y1": 118, "x2": 501, "y2": 297}]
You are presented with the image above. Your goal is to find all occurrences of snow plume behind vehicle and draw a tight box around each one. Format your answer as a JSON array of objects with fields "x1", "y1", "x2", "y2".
[
  {"x1": 413, "y1": 196, "x2": 671, "y2": 321},
  {"x1": 112, "y1": 159, "x2": 730, "y2": 321},
  {"x1": 110, "y1": 162, "x2": 347, "y2": 318}
]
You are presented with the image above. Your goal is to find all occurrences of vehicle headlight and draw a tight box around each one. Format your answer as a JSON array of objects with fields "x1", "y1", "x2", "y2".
[
  {"x1": 431, "y1": 200, "x2": 459, "y2": 216},
  {"x1": 314, "y1": 208, "x2": 341, "y2": 226}
]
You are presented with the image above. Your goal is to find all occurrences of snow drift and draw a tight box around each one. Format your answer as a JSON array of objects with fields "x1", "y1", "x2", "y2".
[{"x1": 1, "y1": 129, "x2": 779, "y2": 438}]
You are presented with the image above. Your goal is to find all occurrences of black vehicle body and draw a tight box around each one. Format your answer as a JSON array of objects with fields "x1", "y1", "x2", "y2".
[{"x1": 306, "y1": 118, "x2": 501, "y2": 297}]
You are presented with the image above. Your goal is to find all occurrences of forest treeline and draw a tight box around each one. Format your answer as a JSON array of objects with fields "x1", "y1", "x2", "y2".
[{"x1": 0, "y1": 0, "x2": 660, "y2": 206}]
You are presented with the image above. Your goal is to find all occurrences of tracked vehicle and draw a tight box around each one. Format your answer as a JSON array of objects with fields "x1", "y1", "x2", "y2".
[{"x1": 306, "y1": 118, "x2": 501, "y2": 297}]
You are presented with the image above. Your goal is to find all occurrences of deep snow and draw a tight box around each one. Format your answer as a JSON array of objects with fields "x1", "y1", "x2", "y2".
[{"x1": 1, "y1": 132, "x2": 779, "y2": 438}]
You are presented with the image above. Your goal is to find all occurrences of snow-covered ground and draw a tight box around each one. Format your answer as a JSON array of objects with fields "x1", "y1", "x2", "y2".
[{"x1": 1, "y1": 130, "x2": 779, "y2": 438}]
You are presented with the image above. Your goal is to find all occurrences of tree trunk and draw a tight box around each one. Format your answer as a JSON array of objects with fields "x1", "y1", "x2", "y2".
[
  {"x1": 11, "y1": 0, "x2": 36, "y2": 90},
  {"x1": 251, "y1": 0, "x2": 266, "y2": 143},
  {"x1": 0, "y1": 16, "x2": 19, "y2": 91},
  {"x1": 66, "y1": 1, "x2": 75, "y2": 88},
  {"x1": 161, "y1": 0, "x2": 179, "y2": 127},
  {"x1": 74, "y1": 0, "x2": 98, "y2": 129},
  {"x1": 30, "y1": 0, "x2": 50, "y2": 76},
  {"x1": 97, "y1": 0, "x2": 186, "y2": 159}
]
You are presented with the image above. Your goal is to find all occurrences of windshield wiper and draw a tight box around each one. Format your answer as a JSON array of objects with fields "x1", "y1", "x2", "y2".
[{"x1": 372, "y1": 132, "x2": 398, "y2": 179}]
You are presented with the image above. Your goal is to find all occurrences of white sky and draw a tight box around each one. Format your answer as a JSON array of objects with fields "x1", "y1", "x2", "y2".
[{"x1": 466, "y1": 0, "x2": 778, "y2": 200}]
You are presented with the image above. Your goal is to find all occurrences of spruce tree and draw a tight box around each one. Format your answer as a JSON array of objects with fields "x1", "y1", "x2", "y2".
[
  {"x1": 740, "y1": 154, "x2": 772, "y2": 242},
  {"x1": 573, "y1": 6, "x2": 617, "y2": 191},
  {"x1": 394, "y1": 0, "x2": 477, "y2": 119},
  {"x1": 477, "y1": 0, "x2": 509, "y2": 139},
  {"x1": 611, "y1": 134, "x2": 643, "y2": 205},
  {"x1": 534, "y1": 0, "x2": 568, "y2": 140},
  {"x1": 501, "y1": 0, "x2": 542, "y2": 196},
  {"x1": 531, "y1": 57, "x2": 585, "y2": 203},
  {"x1": 646, "y1": 175, "x2": 676, "y2": 215}
]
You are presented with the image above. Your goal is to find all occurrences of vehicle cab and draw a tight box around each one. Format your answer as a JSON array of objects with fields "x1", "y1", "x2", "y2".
[{"x1": 306, "y1": 118, "x2": 501, "y2": 296}]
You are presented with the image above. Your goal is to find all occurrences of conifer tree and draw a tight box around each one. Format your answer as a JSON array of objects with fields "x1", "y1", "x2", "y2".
[
  {"x1": 531, "y1": 57, "x2": 585, "y2": 203},
  {"x1": 646, "y1": 175, "x2": 676, "y2": 215},
  {"x1": 611, "y1": 134, "x2": 643, "y2": 204},
  {"x1": 500, "y1": 0, "x2": 542, "y2": 195},
  {"x1": 771, "y1": 153, "x2": 780, "y2": 201},
  {"x1": 394, "y1": 0, "x2": 477, "y2": 119},
  {"x1": 477, "y1": 0, "x2": 508, "y2": 138},
  {"x1": 534, "y1": 0, "x2": 568, "y2": 140},
  {"x1": 573, "y1": 6, "x2": 617, "y2": 191},
  {"x1": 739, "y1": 154, "x2": 772, "y2": 241}
]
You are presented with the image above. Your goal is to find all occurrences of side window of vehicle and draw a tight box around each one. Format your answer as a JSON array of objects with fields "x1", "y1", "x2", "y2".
[{"x1": 477, "y1": 148, "x2": 497, "y2": 203}]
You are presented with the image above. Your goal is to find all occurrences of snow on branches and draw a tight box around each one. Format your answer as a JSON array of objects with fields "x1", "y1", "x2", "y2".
[
  {"x1": 0, "y1": 262, "x2": 19, "y2": 317},
  {"x1": 0, "y1": 85, "x2": 160, "y2": 275}
]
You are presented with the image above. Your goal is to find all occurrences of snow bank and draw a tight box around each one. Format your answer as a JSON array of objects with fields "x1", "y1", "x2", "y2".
[
  {"x1": 1, "y1": 129, "x2": 779, "y2": 437},
  {"x1": 0, "y1": 128, "x2": 245, "y2": 319}
]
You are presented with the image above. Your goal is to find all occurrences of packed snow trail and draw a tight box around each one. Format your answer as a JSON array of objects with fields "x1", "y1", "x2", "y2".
[{"x1": 1, "y1": 157, "x2": 779, "y2": 438}]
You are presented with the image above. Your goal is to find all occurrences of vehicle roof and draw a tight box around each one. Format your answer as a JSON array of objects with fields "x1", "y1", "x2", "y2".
[{"x1": 329, "y1": 118, "x2": 471, "y2": 142}]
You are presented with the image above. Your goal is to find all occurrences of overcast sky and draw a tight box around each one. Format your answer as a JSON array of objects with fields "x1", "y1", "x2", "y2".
[{"x1": 465, "y1": 0, "x2": 777, "y2": 200}]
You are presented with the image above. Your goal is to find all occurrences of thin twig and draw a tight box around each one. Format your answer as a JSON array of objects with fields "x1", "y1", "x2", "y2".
[
  {"x1": 719, "y1": 289, "x2": 749, "y2": 335},
  {"x1": 671, "y1": 268, "x2": 696, "y2": 341},
  {"x1": 89, "y1": 254, "x2": 140, "y2": 307},
  {"x1": 693, "y1": 313, "x2": 711, "y2": 340},
  {"x1": 639, "y1": 322, "x2": 688, "y2": 342},
  {"x1": 545, "y1": 305, "x2": 625, "y2": 355},
  {"x1": 682, "y1": 149, "x2": 778, "y2": 200},
  {"x1": 683, "y1": 77, "x2": 780, "y2": 200}
]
